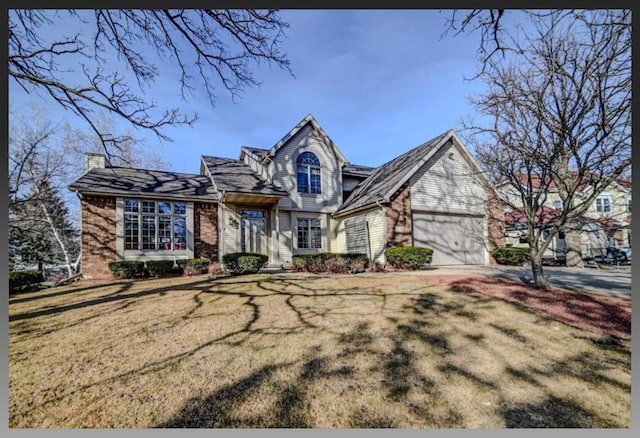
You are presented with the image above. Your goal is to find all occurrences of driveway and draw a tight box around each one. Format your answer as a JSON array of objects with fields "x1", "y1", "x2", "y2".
[{"x1": 413, "y1": 265, "x2": 632, "y2": 299}]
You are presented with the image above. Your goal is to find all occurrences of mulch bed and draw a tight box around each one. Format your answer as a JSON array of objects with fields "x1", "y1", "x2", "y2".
[{"x1": 422, "y1": 274, "x2": 631, "y2": 340}]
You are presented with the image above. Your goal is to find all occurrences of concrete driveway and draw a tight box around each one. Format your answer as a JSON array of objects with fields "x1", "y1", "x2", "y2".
[{"x1": 416, "y1": 264, "x2": 632, "y2": 299}]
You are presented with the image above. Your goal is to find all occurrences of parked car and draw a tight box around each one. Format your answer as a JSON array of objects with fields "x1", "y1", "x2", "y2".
[{"x1": 602, "y1": 246, "x2": 631, "y2": 264}]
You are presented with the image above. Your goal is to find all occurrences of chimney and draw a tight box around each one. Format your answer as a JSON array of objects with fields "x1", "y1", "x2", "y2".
[{"x1": 85, "y1": 153, "x2": 111, "y2": 172}]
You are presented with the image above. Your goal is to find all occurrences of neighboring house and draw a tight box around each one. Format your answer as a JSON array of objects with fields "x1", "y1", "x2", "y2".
[
  {"x1": 69, "y1": 114, "x2": 504, "y2": 279},
  {"x1": 498, "y1": 174, "x2": 631, "y2": 262}
]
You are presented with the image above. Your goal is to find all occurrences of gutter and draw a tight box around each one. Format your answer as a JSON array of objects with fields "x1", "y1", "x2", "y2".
[{"x1": 333, "y1": 200, "x2": 387, "y2": 219}]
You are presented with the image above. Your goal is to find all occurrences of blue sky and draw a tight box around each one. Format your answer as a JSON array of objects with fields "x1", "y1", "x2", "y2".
[{"x1": 10, "y1": 9, "x2": 488, "y2": 174}]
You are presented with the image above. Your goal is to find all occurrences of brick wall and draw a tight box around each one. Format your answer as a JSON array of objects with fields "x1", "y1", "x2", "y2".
[
  {"x1": 485, "y1": 186, "x2": 506, "y2": 264},
  {"x1": 194, "y1": 202, "x2": 218, "y2": 261},
  {"x1": 385, "y1": 182, "x2": 412, "y2": 247},
  {"x1": 81, "y1": 195, "x2": 116, "y2": 279}
]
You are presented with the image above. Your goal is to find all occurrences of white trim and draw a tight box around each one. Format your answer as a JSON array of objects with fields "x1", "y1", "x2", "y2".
[
  {"x1": 115, "y1": 197, "x2": 195, "y2": 261},
  {"x1": 291, "y1": 211, "x2": 327, "y2": 253},
  {"x1": 267, "y1": 114, "x2": 349, "y2": 165}
]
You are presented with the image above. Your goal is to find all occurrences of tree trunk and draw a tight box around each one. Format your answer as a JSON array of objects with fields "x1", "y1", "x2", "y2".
[
  {"x1": 564, "y1": 227, "x2": 584, "y2": 267},
  {"x1": 40, "y1": 203, "x2": 74, "y2": 277},
  {"x1": 530, "y1": 252, "x2": 549, "y2": 289}
]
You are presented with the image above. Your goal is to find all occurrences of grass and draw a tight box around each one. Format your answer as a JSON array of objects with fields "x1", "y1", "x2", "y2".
[{"x1": 9, "y1": 273, "x2": 631, "y2": 428}]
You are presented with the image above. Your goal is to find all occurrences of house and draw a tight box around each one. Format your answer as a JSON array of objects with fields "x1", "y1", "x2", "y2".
[
  {"x1": 69, "y1": 114, "x2": 504, "y2": 279},
  {"x1": 498, "y1": 173, "x2": 631, "y2": 263}
]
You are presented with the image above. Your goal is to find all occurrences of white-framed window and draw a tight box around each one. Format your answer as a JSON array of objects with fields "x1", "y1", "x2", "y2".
[
  {"x1": 296, "y1": 152, "x2": 321, "y2": 194},
  {"x1": 595, "y1": 195, "x2": 612, "y2": 214},
  {"x1": 553, "y1": 199, "x2": 563, "y2": 210},
  {"x1": 297, "y1": 218, "x2": 322, "y2": 249},
  {"x1": 124, "y1": 198, "x2": 188, "y2": 251}
]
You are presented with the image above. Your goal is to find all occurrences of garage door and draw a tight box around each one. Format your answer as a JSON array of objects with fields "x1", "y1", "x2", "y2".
[{"x1": 412, "y1": 212, "x2": 485, "y2": 265}]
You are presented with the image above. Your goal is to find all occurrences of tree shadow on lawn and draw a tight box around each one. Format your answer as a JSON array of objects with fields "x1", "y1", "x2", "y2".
[
  {"x1": 11, "y1": 274, "x2": 630, "y2": 428},
  {"x1": 447, "y1": 276, "x2": 631, "y2": 340},
  {"x1": 501, "y1": 396, "x2": 612, "y2": 428}
]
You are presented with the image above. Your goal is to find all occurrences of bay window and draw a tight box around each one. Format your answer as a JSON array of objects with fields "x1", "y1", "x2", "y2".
[{"x1": 123, "y1": 198, "x2": 188, "y2": 251}]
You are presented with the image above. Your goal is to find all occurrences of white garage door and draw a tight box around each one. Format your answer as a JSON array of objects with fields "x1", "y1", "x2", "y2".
[{"x1": 412, "y1": 212, "x2": 486, "y2": 265}]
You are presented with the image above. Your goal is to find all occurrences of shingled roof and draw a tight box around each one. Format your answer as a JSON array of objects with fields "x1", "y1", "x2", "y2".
[
  {"x1": 201, "y1": 155, "x2": 288, "y2": 196},
  {"x1": 336, "y1": 130, "x2": 452, "y2": 216},
  {"x1": 69, "y1": 167, "x2": 218, "y2": 200},
  {"x1": 343, "y1": 163, "x2": 376, "y2": 178},
  {"x1": 241, "y1": 146, "x2": 269, "y2": 160}
]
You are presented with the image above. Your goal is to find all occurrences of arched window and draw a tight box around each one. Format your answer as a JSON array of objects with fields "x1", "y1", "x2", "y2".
[{"x1": 297, "y1": 152, "x2": 321, "y2": 194}]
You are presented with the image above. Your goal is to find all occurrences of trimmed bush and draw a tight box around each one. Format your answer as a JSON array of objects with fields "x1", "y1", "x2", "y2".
[
  {"x1": 491, "y1": 247, "x2": 531, "y2": 265},
  {"x1": 146, "y1": 260, "x2": 184, "y2": 278},
  {"x1": 324, "y1": 257, "x2": 349, "y2": 274},
  {"x1": 222, "y1": 252, "x2": 268, "y2": 275},
  {"x1": 108, "y1": 261, "x2": 146, "y2": 279},
  {"x1": 384, "y1": 246, "x2": 433, "y2": 270},
  {"x1": 9, "y1": 270, "x2": 44, "y2": 294},
  {"x1": 182, "y1": 258, "x2": 211, "y2": 276},
  {"x1": 291, "y1": 253, "x2": 369, "y2": 273}
]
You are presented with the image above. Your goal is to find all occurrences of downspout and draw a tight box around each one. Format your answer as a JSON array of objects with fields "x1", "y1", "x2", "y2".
[
  {"x1": 375, "y1": 200, "x2": 385, "y2": 265},
  {"x1": 75, "y1": 191, "x2": 83, "y2": 275},
  {"x1": 218, "y1": 190, "x2": 226, "y2": 263}
]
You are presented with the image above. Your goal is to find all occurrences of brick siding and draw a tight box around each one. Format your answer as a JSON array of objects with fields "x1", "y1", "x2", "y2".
[
  {"x1": 194, "y1": 202, "x2": 218, "y2": 261},
  {"x1": 486, "y1": 187, "x2": 506, "y2": 264},
  {"x1": 81, "y1": 195, "x2": 116, "y2": 279},
  {"x1": 385, "y1": 182, "x2": 413, "y2": 247}
]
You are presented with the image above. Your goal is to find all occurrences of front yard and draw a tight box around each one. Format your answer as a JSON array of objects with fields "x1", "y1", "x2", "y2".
[{"x1": 9, "y1": 273, "x2": 631, "y2": 428}]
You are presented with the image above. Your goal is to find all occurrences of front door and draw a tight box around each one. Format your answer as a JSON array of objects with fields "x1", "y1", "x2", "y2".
[{"x1": 241, "y1": 210, "x2": 267, "y2": 254}]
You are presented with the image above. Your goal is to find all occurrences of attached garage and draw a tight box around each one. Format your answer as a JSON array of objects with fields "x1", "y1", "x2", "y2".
[{"x1": 412, "y1": 212, "x2": 486, "y2": 265}]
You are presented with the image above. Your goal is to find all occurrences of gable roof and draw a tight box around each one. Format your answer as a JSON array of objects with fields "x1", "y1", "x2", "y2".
[
  {"x1": 263, "y1": 114, "x2": 348, "y2": 164},
  {"x1": 343, "y1": 163, "x2": 376, "y2": 178},
  {"x1": 69, "y1": 167, "x2": 218, "y2": 200},
  {"x1": 336, "y1": 130, "x2": 453, "y2": 216},
  {"x1": 241, "y1": 146, "x2": 269, "y2": 160},
  {"x1": 201, "y1": 155, "x2": 288, "y2": 196}
]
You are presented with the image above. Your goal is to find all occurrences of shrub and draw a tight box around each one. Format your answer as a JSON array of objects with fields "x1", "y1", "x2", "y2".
[
  {"x1": 145, "y1": 260, "x2": 183, "y2": 278},
  {"x1": 9, "y1": 270, "x2": 44, "y2": 294},
  {"x1": 182, "y1": 258, "x2": 211, "y2": 276},
  {"x1": 491, "y1": 247, "x2": 531, "y2": 265},
  {"x1": 222, "y1": 252, "x2": 268, "y2": 275},
  {"x1": 291, "y1": 253, "x2": 369, "y2": 273},
  {"x1": 108, "y1": 261, "x2": 146, "y2": 279},
  {"x1": 384, "y1": 246, "x2": 433, "y2": 270},
  {"x1": 291, "y1": 258, "x2": 308, "y2": 272},
  {"x1": 350, "y1": 259, "x2": 367, "y2": 273},
  {"x1": 324, "y1": 257, "x2": 349, "y2": 274},
  {"x1": 208, "y1": 262, "x2": 226, "y2": 276}
]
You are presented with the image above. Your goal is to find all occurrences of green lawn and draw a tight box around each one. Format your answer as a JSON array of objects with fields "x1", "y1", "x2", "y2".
[{"x1": 9, "y1": 273, "x2": 631, "y2": 428}]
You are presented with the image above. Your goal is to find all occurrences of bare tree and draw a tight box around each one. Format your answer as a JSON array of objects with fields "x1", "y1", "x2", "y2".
[
  {"x1": 9, "y1": 109, "x2": 81, "y2": 276},
  {"x1": 457, "y1": 10, "x2": 631, "y2": 288},
  {"x1": 9, "y1": 9, "x2": 292, "y2": 161}
]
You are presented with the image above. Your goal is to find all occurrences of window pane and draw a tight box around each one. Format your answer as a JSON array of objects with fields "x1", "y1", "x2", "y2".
[
  {"x1": 297, "y1": 166, "x2": 309, "y2": 193},
  {"x1": 158, "y1": 216, "x2": 172, "y2": 250},
  {"x1": 604, "y1": 198, "x2": 611, "y2": 212},
  {"x1": 125, "y1": 199, "x2": 139, "y2": 213},
  {"x1": 174, "y1": 203, "x2": 186, "y2": 215},
  {"x1": 142, "y1": 201, "x2": 156, "y2": 213},
  {"x1": 174, "y1": 217, "x2": 186, "y2": 250},
  {"x1": 596, "y1": 198, "x2": 603, "y2": 212},
  {"x1": 310, "y1": 219, "x2": 321, "y2": 248},
  {"x1": 158, "y1": 202, "x2": 171, "y2": 214},
  {"x1": 310, "y1": 167, "x2": 321, "y2": 194},
  {"x1": 297, "y1": 218, "x2": 309, "y2": 249},
  {"x1": 297, "y1": 152, "x2": 320, "y2": 166},
  {"x1": 125, "y1": 214, "x2": 139, "y2": 250},
  {"x1": 142, "y1": 216, "x2": 156, "y2": 250}
]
